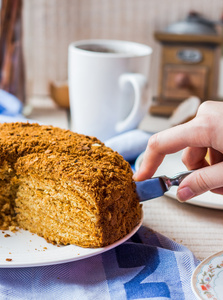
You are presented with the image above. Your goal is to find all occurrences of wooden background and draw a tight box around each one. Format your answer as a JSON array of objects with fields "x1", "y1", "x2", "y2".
[{"x1": 22, "y1": 0, "x2": 223, "y2": 99}]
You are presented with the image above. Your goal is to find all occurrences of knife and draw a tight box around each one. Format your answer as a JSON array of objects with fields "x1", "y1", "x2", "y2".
[{"x1": 135, "y1": 170, "x2": 193, "y2": 202}]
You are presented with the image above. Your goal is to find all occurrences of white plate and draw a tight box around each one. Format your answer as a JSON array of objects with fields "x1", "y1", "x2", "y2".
[
  {"x1": 135, "y1": 151, "x2": 223, "y2": 210},
  {"x1": 191, "y1": 250, "x2": 223, "y2": 300},
  {"x1": 0, "y1": 216, "x2": 142, "y2": 268}
]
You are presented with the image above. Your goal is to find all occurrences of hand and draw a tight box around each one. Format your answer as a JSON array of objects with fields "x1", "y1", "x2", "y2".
[{"x1": 133, "y1": 101, "x2": 223, "y2": 201}]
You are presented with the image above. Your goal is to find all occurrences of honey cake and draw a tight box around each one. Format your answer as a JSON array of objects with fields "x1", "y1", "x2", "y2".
[{"x1": 0, "y1": 122, "x2": 142, "y2": 247}]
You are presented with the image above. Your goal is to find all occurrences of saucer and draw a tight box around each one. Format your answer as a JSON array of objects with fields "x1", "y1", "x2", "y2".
[{"x1": 191, "y1": 250, "x2": 223, "y2": 299}]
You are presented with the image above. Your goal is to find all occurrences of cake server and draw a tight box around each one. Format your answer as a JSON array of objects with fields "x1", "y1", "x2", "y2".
[{"x1": 135, "y1": 170, "x2": 193, "y2": 202}]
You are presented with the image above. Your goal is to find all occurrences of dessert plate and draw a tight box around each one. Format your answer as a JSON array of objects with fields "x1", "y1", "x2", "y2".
[
  {"x1": 135, "y1": 151, "x2": 223, "y2": 210},
  {"x1": 191, "y1": 250, "x2": 223, "y2": 300},
  {"x1": 0, "y1": 216, "x2": 143, "y2": 268}
]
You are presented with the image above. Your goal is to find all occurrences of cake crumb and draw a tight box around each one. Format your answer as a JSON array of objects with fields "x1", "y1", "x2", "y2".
[
  {"x1": 6, "y1": 258, "x2": 12, "y2": 262},
  {"x1": 9, "y1": 226, "x2": 17, "y2": 232},
  {"x1": 4, "y1": 234, "x2": 10, "y2": 238}
]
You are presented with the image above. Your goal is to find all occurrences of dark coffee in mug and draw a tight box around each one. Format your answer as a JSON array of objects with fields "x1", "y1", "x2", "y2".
[{"x1": 77, "y1": 44, "x2": 118, "y2": 53}]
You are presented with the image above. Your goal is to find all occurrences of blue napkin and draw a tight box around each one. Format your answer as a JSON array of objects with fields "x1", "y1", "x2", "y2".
[
  {"x1": 0, "y1": 227, "x2": 199, "y2": 300},
  {"x1": 105, "y1": 129, "x2": 152, "y2": 162},
  {"x1": 0, "y1": 90, "x2": 23, "y2": 117},
  {"x1": 0, "y1": 90, "x2": 36, "y2": 124}
]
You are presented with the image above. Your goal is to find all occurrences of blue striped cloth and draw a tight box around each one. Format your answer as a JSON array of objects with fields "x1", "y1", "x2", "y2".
[{"x1": 0, "y1": 227, "x2": 199, "y2": 300}]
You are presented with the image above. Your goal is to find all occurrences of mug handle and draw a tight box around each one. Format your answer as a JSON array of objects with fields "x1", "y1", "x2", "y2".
[{"x1": 116, "y1": 73, "x2": 148, "y2": 133}]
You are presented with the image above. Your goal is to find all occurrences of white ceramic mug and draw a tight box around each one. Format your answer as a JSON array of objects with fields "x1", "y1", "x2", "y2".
[{"x1": 68, "y1": 39, "x2": 152, "y2": 141}]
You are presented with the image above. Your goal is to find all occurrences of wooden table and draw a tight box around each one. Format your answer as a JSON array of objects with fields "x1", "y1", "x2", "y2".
[
  {"x1": 143, "y1": 197, "x2": 223, "y2": 261},
  {"x1": 28, "y1": 96, "x2": 223, "y2": 261}
]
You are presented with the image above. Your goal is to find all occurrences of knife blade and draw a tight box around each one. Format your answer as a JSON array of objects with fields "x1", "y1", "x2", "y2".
[{"x1": 135, "y1": 170, "x2": 193, "y2": 202}]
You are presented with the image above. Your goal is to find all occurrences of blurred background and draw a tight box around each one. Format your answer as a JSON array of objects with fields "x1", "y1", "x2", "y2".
[
  {"x1": 22, "y1": 0, "x2": 223, "y2": 99},
  {"x1": 1, "y1": 0, "x2": 223, "y2": 121}
]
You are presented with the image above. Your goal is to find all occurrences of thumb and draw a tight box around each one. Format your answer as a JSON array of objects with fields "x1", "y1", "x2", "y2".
[{"x1": 177, "y1": 163, "x2": 223, "y2": 201}]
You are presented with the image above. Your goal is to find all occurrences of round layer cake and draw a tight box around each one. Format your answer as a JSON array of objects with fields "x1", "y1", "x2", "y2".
[{"x1": 0, "y1": 122, "x2": 142, "y2": 247}]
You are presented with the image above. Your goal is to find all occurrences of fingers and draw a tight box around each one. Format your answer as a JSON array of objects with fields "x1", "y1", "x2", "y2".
[
  {"x1": 134, "y1": 100, "x2": 223, "y2": 201},
  {"x1": 182, "y1": 147, "x2": 223, "y2": 170},
  {"x1": 208, "y1": 148, "x2": 223, "y2": 165},
  {"x1": 210, "y1": 187, "x2": 223, "y2": 195},
  {"x1": 181, "y1": 147, "x2": 209, "y2": 170},
  {"x1": 134, "y1": 117, "x2": 210, "y2": 181},
  {"x1": 133, "y1": 134, "x2": 165, "y2": 181},
  {"x1": 177, "y1": 162, "x2": 223, "y2": 201}
]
